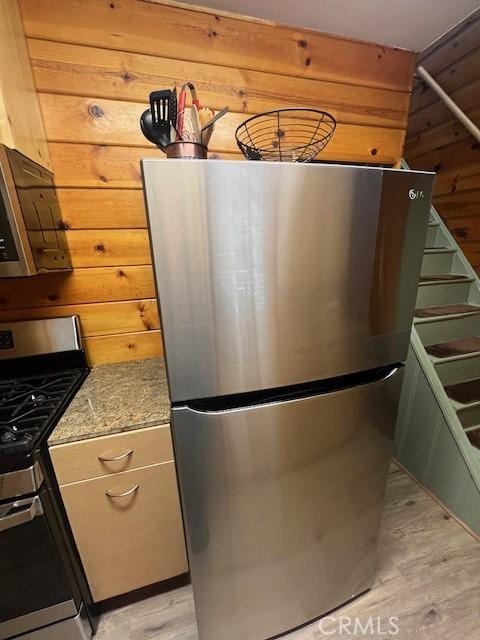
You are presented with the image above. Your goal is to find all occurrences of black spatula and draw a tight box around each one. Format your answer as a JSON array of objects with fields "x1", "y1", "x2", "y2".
[{"x1": 150, "y1": 90, "x2": 172, "y2": 148}]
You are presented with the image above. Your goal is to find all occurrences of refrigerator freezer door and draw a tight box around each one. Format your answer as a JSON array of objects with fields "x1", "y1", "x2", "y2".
[
  {"x1": 143, "y1": 160, "x2": 433, "y2": 402},
  {"x1": 172, "y1": 366, "x2": 403, "y2": 640}
]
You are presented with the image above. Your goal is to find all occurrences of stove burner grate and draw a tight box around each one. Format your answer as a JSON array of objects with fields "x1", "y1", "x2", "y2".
[{"x1": 0, "y1": 370, "x2": 84, "y2": 455}]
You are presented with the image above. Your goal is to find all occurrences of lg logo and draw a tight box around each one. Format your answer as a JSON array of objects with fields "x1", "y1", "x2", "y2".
[{"x1": 409, "y1": 189, "x2": 425, "y2": 200}]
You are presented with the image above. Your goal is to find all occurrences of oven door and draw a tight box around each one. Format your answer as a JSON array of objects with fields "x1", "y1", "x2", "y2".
[{"x1": 0, "y1": 486, "x2": 78, "y2": 640}]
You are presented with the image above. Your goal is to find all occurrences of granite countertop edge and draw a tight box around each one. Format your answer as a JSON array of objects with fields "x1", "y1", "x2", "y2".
[
  {"x1": 48, "y1": 357, "x2": 171, "y2": 447},
  {"x1": 48, "y1": 415, "x2": 171, "y2": 447}
]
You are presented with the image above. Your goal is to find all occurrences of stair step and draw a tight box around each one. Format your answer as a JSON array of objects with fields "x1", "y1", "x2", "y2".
[
  {"x1": 456, "y1": 405, "x2": 480, "y2": 430},
  {"x1": 426, "y1": 337, "x2": 480, "y2": 359},
  {"x1": 466, "y1": 427, "x2": 480, "y2": 449},
  {"x1": 445, "y1": 378, "x2": 480, "y2": 404},
  {"x1": 424, "y1": 248, "x2": 456, "y2": 254},
  {"x1": 415, "y1": 304, "x2": 480, "y2": 318},
  {"x1": 419, "y1": 274, "x2": 471, "y2": 284}
]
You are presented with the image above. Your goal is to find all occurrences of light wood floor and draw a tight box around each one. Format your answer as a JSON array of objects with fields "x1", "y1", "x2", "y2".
[{"x1": 95, "y1": 463, "x2": 480, "y2": 639}]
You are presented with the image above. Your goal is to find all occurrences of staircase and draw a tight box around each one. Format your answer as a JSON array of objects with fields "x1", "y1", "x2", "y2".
[{"x1": 394, "y1": 172, "x2": 480, "y2": 534}]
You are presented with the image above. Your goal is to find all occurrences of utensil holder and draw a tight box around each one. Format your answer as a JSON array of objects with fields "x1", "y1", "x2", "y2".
[{"x1": 166, "y1": 142, "x2": 207, "y2": 159}]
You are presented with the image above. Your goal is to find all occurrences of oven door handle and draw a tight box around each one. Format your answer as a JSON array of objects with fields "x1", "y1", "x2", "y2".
[{"x1": 0, "y1": 496, "x2": 44, "y2": 532}]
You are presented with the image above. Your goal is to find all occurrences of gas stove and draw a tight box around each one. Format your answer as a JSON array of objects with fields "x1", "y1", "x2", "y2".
[
  {"x1": 0, "y1": 317, "x2": 95, "y2": 640},
  {"x1": 0, "y1": 317, "x2": 88, "y2": 474},
  {"x1": 0, "y1": 369, "x2": 85, "y2": 454}
]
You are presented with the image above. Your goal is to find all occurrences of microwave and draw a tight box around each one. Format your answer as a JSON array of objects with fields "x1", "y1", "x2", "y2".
[{"x1": 0, "y1": 144, "x2": 71, "y2": 277}]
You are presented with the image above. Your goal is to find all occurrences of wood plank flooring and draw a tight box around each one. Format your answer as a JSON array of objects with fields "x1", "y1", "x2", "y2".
[{"x1": 95, "y1": 463, "x2": 480, "y2": 640}]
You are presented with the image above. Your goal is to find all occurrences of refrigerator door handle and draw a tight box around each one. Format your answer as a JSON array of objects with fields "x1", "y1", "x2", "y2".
[
  {"x1": 382, "y1": 365, "x2": 400, "y2": 380},
  {"x1": 182, "y1": 364, "x2": 403, "y2": 414}
]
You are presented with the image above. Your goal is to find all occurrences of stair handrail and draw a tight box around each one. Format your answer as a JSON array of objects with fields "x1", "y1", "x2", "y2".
[{"x1": 416, "y1": 65, "x2": 480, "y2": 143}]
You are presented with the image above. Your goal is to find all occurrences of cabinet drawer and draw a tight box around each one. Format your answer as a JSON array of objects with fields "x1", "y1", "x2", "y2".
[
  {"x1": 59, "y1": 461, "x2": 188, "y2": 602},
  {"x1": 50, "y1": 424, "x2": 173, "y2": 485}
]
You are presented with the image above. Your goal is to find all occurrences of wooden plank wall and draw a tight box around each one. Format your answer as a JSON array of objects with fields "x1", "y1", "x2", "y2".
[
  {"x1": 0, "y1": 0, "x2": 415, "y2": 365},
  {"x1": 0, "y1": 0, "x2": 51, "y2": 168},
  {"x1": 405, "y1": 10, "x2": 480, "y2": 273}
]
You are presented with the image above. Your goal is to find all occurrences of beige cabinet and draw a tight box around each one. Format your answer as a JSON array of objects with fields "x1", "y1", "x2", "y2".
[
  {"x1": 0, "y1": 0, "x2": 50, "y2": 168},
  {"x1": 50, "y1": 424, "x2": 175, "y2": 485},
  {"x1": 50, "y1": 425, "x2": 188, "y2": 602}
]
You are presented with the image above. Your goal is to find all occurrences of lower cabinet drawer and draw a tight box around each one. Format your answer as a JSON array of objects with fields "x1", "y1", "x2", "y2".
[
  {"x1": 50, "y1": 424, "x2": 174, "y2": 485},
  {"x1": 59, "y1": 461, "x2": 188, "y2": 602}
]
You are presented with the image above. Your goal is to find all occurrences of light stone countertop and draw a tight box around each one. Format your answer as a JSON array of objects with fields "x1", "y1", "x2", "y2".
[{"x1": 48, "y1": 358, "x2": 170, "y2": 446}]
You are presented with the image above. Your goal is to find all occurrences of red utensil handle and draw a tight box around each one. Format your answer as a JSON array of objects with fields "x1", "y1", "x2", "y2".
[{"x1": 176, "y1": 90, "x2": 186, "y2": 140}]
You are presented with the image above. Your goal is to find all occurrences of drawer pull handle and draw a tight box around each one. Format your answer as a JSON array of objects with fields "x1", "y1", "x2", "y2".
[
  {"x1": 105, "y1": 484, "x2": 139, "y2": 498},
  {"x1": 98, "y1": 449, "x2": 134, "y2": 462}
]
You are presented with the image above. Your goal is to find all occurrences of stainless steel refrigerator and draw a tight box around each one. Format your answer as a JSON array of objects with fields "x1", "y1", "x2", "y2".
[{"x1": 142, "y1": 160, "x2": 434, "y2": 640}]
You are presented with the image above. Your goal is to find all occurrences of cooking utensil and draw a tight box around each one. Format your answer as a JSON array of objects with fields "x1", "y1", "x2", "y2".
[
  {"x1": 198, "y1": 107, "x2": 214, "y2": 131},
  {"x1": 191, "y1": 104, "x2": 201, "y2": 142},
  {"x1": 200, "y1": 106, "x2": 229, "y2": 132},
  {"x1": 199, "y1": 106, "x2": 229, "y2": 146},
  {"x1": 176, "y1": 84, "x2": 187, "y2": 140},
  {"x1": 169, "y1": 87, "x2": 178, "y2": 141},
  {"x1": 149, "y1": 89, "x2": 172, "y2": 148},
  {"x1": 202, "y1": 126, "x2": 214, "y2": 147},
  {"x1": 179, "y1": 111, "x2": 197, "y2": 143},
  {"x1": 186, "y1": 82, "x2": 201, "y2": 110},
  {"x1": 149, "y1": 90, "x2": 171, "y2": 127},
  {"x1": 140, "y1": 108, "x2": 167, "y2": 151}
]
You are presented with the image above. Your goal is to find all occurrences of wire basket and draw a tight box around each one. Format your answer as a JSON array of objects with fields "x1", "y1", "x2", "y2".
[{"x1": 235, "y1": 108, "x2": 336, "y2": 162}]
